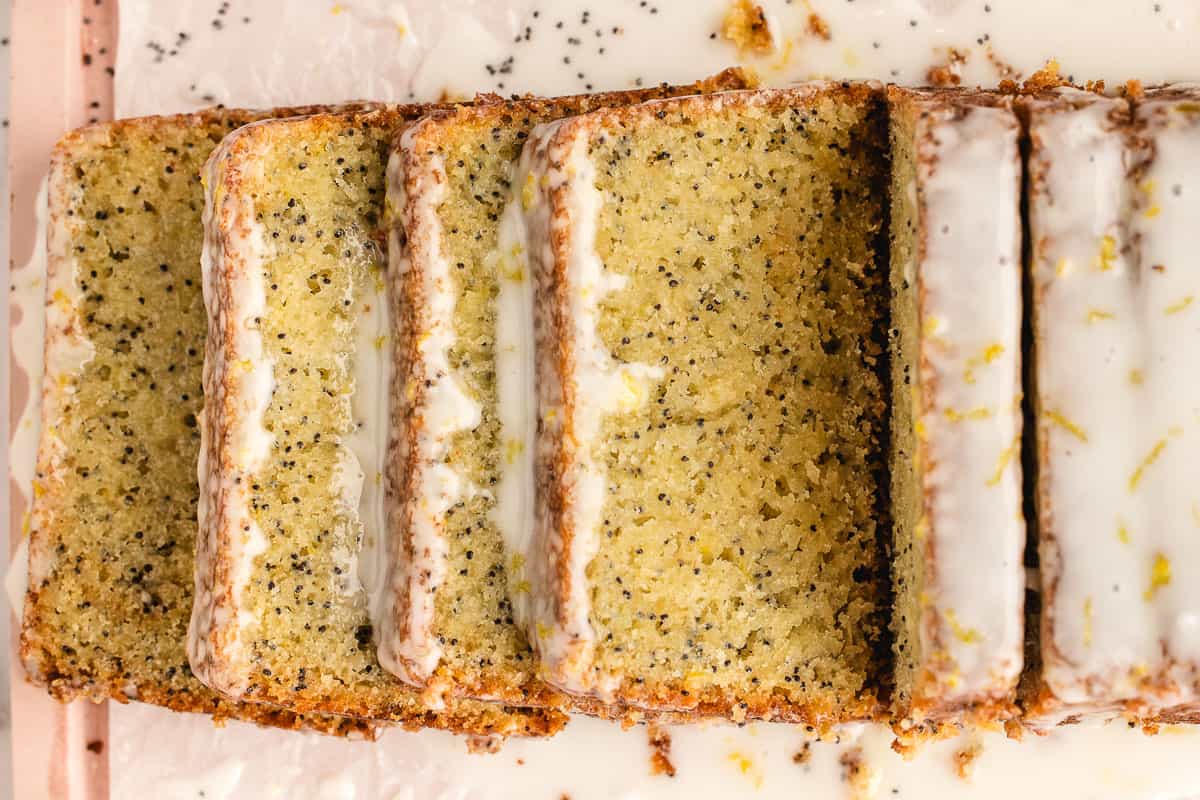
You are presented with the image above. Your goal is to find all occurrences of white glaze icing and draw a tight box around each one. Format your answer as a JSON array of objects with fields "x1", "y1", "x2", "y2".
[
  {"x1": 905, "y1": 96, "x2": 1025, "y2": 710},
  {"x1": 491, "y1": 162, "x2": 539, "y2": 651},
  {"x1": 187, "y1": 131, "x2": 276, "y2": 691},
  {"x1": 376, "y1": 132, "x2": 482, "y2": 688},
  {"x1": 519, "y1": 118, "x2": 663, "y2": 698},
  {"x1": 1029, "y1": 87, "x2": 1200, "y2": 714},
  {"x1": 6, "y1": 178, "x2": 49, "y2": 629},
  {"x1": 337, "y1": 236, "x2": 392, "y2": 602}
]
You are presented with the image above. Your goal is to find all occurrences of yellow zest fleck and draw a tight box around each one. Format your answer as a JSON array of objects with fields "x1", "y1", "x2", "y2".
[
  {"x1": 1144, "y1": 553, "x2": 1172, "y2": 601},
  {"x1": 945, "y1": 609, "x2": 983, "y2": 644},
  {"x1": 1129, "y1": 369, "x2": 1144, "y2": 386},
  {"x1": 914, "y1": 516, "x2": 929, "y2": 542},
  {"x1": 1086, "y1": 308, "x2": 1115, "y2": 323},
  {"x1": 1144, "y1": 205, "x2": 1162, "y2": 219},
  {"x1": 922, "y1": 314, "x2": 945, "y2": 337},
  {"x1": 914, "y1": 418, "x2": 928, "y2": 439},
  {"x1": 963, "y1": 342, "x2": 1005, "y2": 384},
  {"x1": 373, "y1": 335, "x2": 387, "y2": 350},
  {"x1": 619, "y1": 371, "x2": 648, "y2": 410},
  {"x1": 841, "y1": 45, "x2": 859, "y2": 68},
  {"x1": 521, "y1": 173, "x2": 536, "y2": 210},
  {"x1": 944, "y1": 406, "x2": 993, "y2": 422},
  {"x1": 727, "y1": 751, "x2": 763, "y2": 788},
  {"x1": 1117, "y1": 520, "x2": 1131, "y2": 544},
  {"x1": 32, "y1": 481, "x2": 46, "y2": 498},
  {"x1": 1166, "y1": 296, "x2": 1194, "y2": 315},
  {"x1": 1176, "y1": 102, "x2": 1200, "y2": 114},
  {"x1": 1129, "y1": 438, "x2": 1168, "y2": 492},
  {"x1": 1139, "y1": 179, "x2": 1157, "y2": 195},
  {"x1": 331, "y1": 3, "x2": 345, "y2": 14},
  {"x1": 986, "y1": 436, "x2": 1020, "y2": 487},
  {"x1": 771, "y1": 39, "x2": 796, "y2": 72},
  {"x1": 396, "y1": 23, "x2": 408, "y2": 37},
  {"x1": 1055, "y1": 257, "x2": 1073, "y2": 277},
  {"x1": 52, "y1": 288, "x2": 70, "y2": 308},
  {"x1": 504, "y1": 438, "x2": 525, "y2": 465},
  {"x1": 514, "y1": 580, "x2": 531, "y2": 595},
  {"x1": 536, "y1": 622, "x2": 550, "y2": 640},
  {"x1": 1044, "y1": 409, "x2": 1088, "y2": 443},
  {"x1": 1096, "y1": 235, "x2": 1117, "y2": 271},
  {"x1": 1083, "y1": 596, "x2": 1094, "y2": 647},
  {"x1": 510, "y1": 553, "x2": 525, "y2": 571},
  {"x1": 504, "y1": 266, "x2": 526, "y2": 282}
]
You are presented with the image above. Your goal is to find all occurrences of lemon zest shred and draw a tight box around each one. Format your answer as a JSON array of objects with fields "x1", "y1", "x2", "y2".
[
  {"x1": 1096, "y1": 234, "x2": 1118, "y2": 271},
  {"x1": 1083, "y1": 596, "x2": 1094, "y2": 647},
  {"x1": 1144, "y1": 554, "x2": 1172, "y2": 601},
  {"x1": 945, "y1": 609, "x2": 983, "y2": 644},
  {"x1": 986, "y1": 436, "x2": 1020, "y2": 487},
  {"x1": 1129, "y1": 438, "x2": 1168, "y2": 492},
  {"x1": 1166, "y1": 296, "x2": 1194, "y2": 315},
  {"x1": 1044, "y1": 410, "x2": 1088, "y2": 442}
]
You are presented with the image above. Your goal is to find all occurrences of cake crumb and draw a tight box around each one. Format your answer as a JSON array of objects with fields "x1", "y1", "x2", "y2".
[
  {"x1": 793, "y1": 741, "x2": 813, "y2": 765},
  {"x1": 720, "y1": 0, "x2": 775, "y2": 55},
  {"x1": 466, "y1": 734, "x2": 505, "y2": 755},
  {"x1": 648, "y1": 725, "x2": 677, "y2": 777},
  {"x1": 839, "y1": 747, "x2": 880, "y2": 800},
  {"x1": 806, "y1": 12, "x2": 832, "y2": 41},
  {"x1": 926, "y1": 48, "x2": 969, "y2": 87},
  {"x1": 953, "y1": 739, "x2": 984, "y2": 780}
]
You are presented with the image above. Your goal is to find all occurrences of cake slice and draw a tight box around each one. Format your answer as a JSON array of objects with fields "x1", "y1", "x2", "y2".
[
  {"x1": 189, "y1": 106, "x2": 559, "y2": 736},
  {"x1": 20, "y1": 109, "x2": 377, "y2": 736},
  {"x1": 1022, "y1": 86, "x2": 1200, "y2": 725},
  {"x1": 512, "y1": 84, "x2": 892, "y2": 725},
  {"x1": 376, "y1": 71, "x2": 752, "y2": 713},
  {"x1": 887, "y1": 87, "x2": 1025, "y2": 730}
]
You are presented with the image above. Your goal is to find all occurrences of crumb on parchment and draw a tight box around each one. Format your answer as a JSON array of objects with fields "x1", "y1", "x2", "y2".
[
  {"x1": 720, "y1": 0, "x2": 775, "y2": 55},
  {"x1": 648, "y1": 725, "x2": 677, "y2": 777}
]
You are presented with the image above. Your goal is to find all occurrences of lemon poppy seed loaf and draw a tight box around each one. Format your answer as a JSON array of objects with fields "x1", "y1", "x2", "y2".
[
  {"x1": 189, "y1": 106, "x2": 561, "y2": 737},
  {"x1": 1021, "y1": 86, "x2": 1200, "y2": 727},
  {"x1": 514, "y1": 84, "x2": 892, "y2": 726},
  {"x1": 376, "y1": 71, "x2": 753, "y2": 716},
  {"x1": 887, "y1": 87, "x2": 1025, "y2": 731},
  {"x1": 21, "y1": 108, "x2": 377, "y2": 736}
]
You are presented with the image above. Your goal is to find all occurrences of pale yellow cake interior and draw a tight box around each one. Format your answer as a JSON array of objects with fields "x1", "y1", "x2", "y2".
[{"x1": 581, "y1": 90, "x2": 891, "y2": 715}]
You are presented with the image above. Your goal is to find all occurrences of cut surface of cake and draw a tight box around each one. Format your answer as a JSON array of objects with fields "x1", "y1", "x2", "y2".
[
  {"x1": 1022, "y1": 85, "x2": 1200, "y2": 725},
  {"x1": 512, "y1": 84, "x2": 892, "y2": 724},
  {"x1": 20, "y1": 109, "x2": 375, "y2": 737},
  {"x1": 887, "y1": 87, "x2": 1025, "y2": 728},
  {"x1": 376, "y1": 71, "x2": 752, "y2": 713},
  {"x1": 188, "y1": 106, "x2": 560, "y2": 736}
]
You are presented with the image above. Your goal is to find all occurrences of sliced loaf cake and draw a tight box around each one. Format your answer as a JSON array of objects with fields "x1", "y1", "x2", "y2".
[
  {"x1": 513, "y1": 84, "x2": 892, "y2": 726},
  {"x1": 376, "y1": 71, "x2": 752, "y2": 713},
  {"x1": 887, "y1": 87, "x2": 1025, "y2": 730},
  {"x1": 21, "y1": 109, "x2": 376, "y2": 736},
  {"x1": 188, "y1": 106, "x2": 560, "y2": 737},
  {"x1": 1022, "y1": 86, "x2": 1200, "y2": 726}
]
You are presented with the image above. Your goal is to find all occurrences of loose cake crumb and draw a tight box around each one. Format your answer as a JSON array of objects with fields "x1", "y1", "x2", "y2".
[
  {"x1": 720, "y1": 0, "x2": 775, "y2": 55},
  {"x1": 953, "y1": 739, "x2": 984, "y2": 780},
  {"x1": 925, "y1": 48, "x2": 969, "y2": 87},
  {"x1": 648, "y1": 726, "x2": 677, "y2": 777},
  {"x1": 840, "y1": 747, "x2": 880, "y2": 800},
  {"x1": 466, "y1": 734, "x2": 505, "y2": 755},
  {"x1": 806, "y1": 12, "x2": 832, "y2": 41}
]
